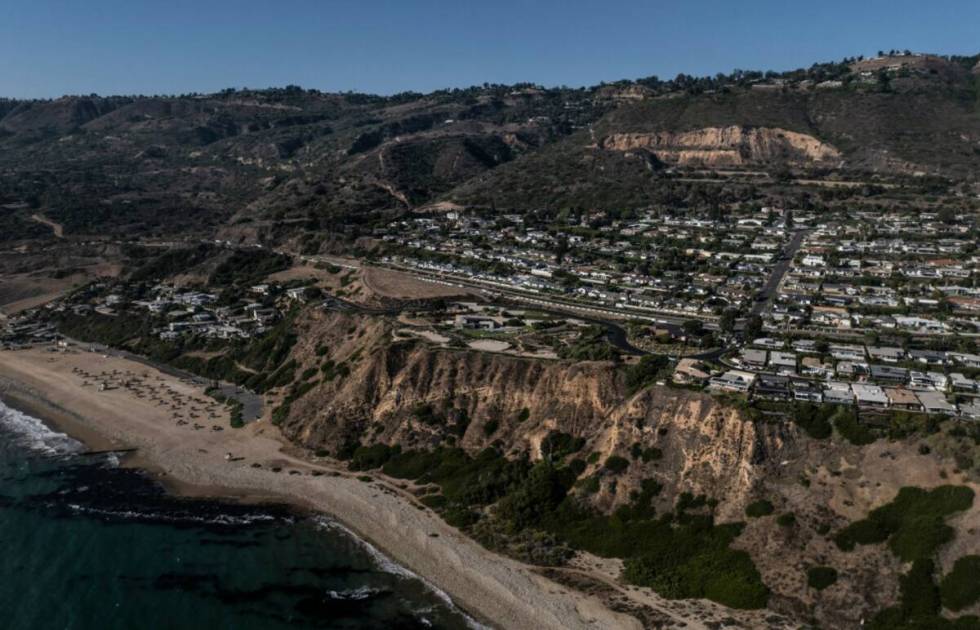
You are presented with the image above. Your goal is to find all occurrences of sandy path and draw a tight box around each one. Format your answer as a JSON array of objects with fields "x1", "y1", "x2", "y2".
[
  {"x1": 30, "y1": 213, "x2": 64, "y2": 238},
  {"x1": 0, "y1": 347, "x2": 646, "y2": 630}
]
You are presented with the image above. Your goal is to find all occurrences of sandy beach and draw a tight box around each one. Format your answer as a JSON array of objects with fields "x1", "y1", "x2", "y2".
[{"x1": 0, "y1": 346, "x2": 648, "y2": 630}]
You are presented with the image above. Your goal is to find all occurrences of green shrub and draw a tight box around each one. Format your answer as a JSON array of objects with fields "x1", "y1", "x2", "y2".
[
  {"x1": 621, "y1": 526, "x2": 768, "y2": 609},
  {"x1": 899, "y1": 559, "x2": 941, "y2": 620},
  {"x1": 349, "y1": 444, "x2": 398, "y2": 471},
  {"x1": 940, "y1": 556, "x2": 980, "y2": 612},
  {"x1": 442, "y1": 505, "x2": 480, "y2": 529},
  {"x1": 541, "y1": 431, "x2": 586, "y2": 460},
  {"x1": 271, "y1": 403, "x2": 291, "y2": 425},
  {"x1": 624, "y1": 354, "x2": 670, "y2": 393},
  {"x1": 420, "y1": 494, "x2": 447, "y2": 509},
  {"x1": 604, "y1": 455, "x2": 630, "y2": 474},
  {"x1": 745, "y1": 500, "x2": 775, "y2": 518},
  {"x1": 630, "y1": 442, "x2": 663, "y2": 462},
  {"x1": 791, "y1": 403, "x2": 833, "y2": 440},
  {"x1": 835, "y1": 486, "x2": 974, "y2": 561},
  {"x1": 776, "y1": 513, "x2": 796, "y2": 527},
  {"x1": 807, "y1": 566, "x2": 838, "y2": 591},
  {"x1": 834, "y1": 409, "x2": 877, "y2": 446},
  {"x1": 483, "y1": 419, "x2": 500, "y2": 436},
  {"x1": 382, "y1": 447, "x2": 529, "y2": 507},
  {"x1": 577, "y1": 474, "x2": 601, "y2": 494}
]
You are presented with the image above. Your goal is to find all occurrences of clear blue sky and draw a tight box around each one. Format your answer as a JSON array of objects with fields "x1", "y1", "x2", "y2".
[{"x1": 2, "y1": 0, "x2": 978, "y2": 98}]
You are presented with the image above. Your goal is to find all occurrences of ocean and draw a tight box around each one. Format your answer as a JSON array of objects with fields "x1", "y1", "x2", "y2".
[{"x1": 0, "y1": 400, "x2": 477, "y2": 629}]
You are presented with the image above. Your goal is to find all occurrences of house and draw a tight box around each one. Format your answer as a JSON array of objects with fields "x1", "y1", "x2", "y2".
[
  {"x1": 870, "y1": 365, "x2": 909, "y2": 385},
  {"x1": 867, "y1": 346, "x2": 905, "y2": 363},
  {"x1": 286, "y1": 287, "x2": 310, "y2": 302},
  {"x1": 709, "y1": 370, "x2": 756, "y2": 393},
  {"x1": 752, "y1": 337, "x2": 784, "y2": 350},
  {"x1": 909, "y1": 371, "x2": 948, "y2": 391},
  {"x1": 673, "y1": 359, "x2": 710, "y2": 385},
  {"x1": 791, "y1": 380, "x2": 823, "y2": 403},
  {"x1": 885, "y1": 388, "x2": 923, "y2": 411},
  {"x1": 950, "y1": 373, "x2": 978, "y2": 393},
  {"x1": 769, "y1": 351, "x2": 798, "y2": 375},
  {"x1": 949, "y1": 353, "x2": 980, "y2": 368},
  {"x1": 792, "y1": 339, "x2": 819, "y2": 354},
  {"x1": 823, "y1": 383, "x2": 854, "y2": 405},
  {"x1": 829, "y1": 344, "x2": 865, "y2": 361},
  {"x1": 915, "y1": 391, "x2": 956, "y2": 416},
  {"x1": 739, "y1": 348, "x2": 768, "y2": 369},
  {"x1": 852, "y1": 384, "x2": 889, "y2": 408},
  {"x1": 836, "y1": 361, "x2": 869, "y2": 377},
  {"x1": 908, "y1": 349, "x2": 948, "y2": 366},
  {"x1": 959, "y1": 401, "x2": 980, "y2": 421},
  {"x1": 801, "y1": 356, "x2": 833, "y2": 378},
  {"x1": 454, "y1": 315, "x2": 501, "y2": 331},
  {"x1": 755, "y1": 374, "x2": 791, "y2": 400},
  {"x1": 250, "y1": 308, "x2": 279, "y2": 324},
  {"x1": 812, "y1": 306, "x2": 852, "y2": 328}
]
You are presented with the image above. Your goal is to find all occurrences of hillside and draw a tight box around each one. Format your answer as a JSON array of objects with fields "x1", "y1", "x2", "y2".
[
  {"x1": 254, "y1": 308, "x2": 980, "y2": 628},
  {"x1": 0, "y1": 52, "x2": 978, "y2": 246}
]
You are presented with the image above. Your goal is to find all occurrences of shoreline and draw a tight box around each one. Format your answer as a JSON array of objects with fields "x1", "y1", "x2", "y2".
[
  {"x1": 0, "y1": 389, "x2": 477, "y2": 628},
  {"x1": 0, "y1": 347, "x2": 644, "y2": 630}
]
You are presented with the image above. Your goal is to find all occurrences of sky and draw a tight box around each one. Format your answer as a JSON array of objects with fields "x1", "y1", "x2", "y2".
[{"x1": 1, "y1": 0, "x2": 978, "y2": 99}]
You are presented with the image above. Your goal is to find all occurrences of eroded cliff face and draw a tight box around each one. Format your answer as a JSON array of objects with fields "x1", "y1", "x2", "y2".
[
  {"x1": 277, "y1": 310, "x2": 798, "y2": 514},
  {"x1": 599, "y1": 126, "x2": 841, "y2": 168},
  {"x1": 270, "y1": 310, "x2": 979, "y2": 628}
]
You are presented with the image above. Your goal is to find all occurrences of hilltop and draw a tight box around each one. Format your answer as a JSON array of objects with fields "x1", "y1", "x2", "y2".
[{"x1": 0, "y1": 51, "x2": 978, "y2": 247}]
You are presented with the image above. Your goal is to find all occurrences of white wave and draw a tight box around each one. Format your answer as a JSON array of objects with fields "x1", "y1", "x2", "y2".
[
  {"x1": 327, "y1": 585, "x2": 381, "y2": 601},
  {"x1": 66, "y1": 503, "x2": 283, "y2": 526},
  {"x1": 0, "y1": 399, "x2": 84, "y2": 456},
  {"x1": 313, "y1": 516, "x2": 490, "y2": 630}
]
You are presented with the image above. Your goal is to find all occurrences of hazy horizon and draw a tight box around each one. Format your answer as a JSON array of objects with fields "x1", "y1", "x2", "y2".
[{"x1": 2, "y1": 0, "x2": 978, "y2": 99}]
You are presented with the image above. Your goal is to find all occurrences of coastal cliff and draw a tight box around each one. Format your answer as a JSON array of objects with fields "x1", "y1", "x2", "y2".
[
  {"x1": 276, "y1": 310, "x2": 794, "y2": 517},
  {"x1": 266, "y1": 310, "x2": 980, "y2": 629}
]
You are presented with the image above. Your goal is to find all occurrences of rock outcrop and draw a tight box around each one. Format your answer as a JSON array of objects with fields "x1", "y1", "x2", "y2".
[
  {"x1": 278, "y1": 310, "x2": 796, "y2": 513},
  {"x1": 600, "y1": 126, "x2": 841, "y2": 167}
]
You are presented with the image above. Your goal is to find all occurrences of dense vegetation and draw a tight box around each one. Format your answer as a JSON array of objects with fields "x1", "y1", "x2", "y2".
[
  {"x1": 347, "y1": 444, "x2": 768, "y2": 609},
  {"x1": 940, "y1": 556, "x2": 980, "y2": 612},
  {"x1": 870, "y1": 559, "x2": 980, "y2": 630},
  {"x1": 208, "y1": 249, "x2": 291, "y2": 286},
  {"x1": 834, "y1": 486, "x2": 974, "y2": 561}
]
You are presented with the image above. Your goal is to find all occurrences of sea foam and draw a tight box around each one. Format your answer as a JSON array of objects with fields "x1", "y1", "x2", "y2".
[
  {"x1": 0, "y1": 400, "x2": 84, "y2": 456},
  {"x1": 313, "y1": 516, "x2": 490, "y2": 630}
]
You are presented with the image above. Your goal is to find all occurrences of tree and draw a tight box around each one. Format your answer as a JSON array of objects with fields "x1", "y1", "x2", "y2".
[
  {"x1": 719, "y1": 309, "x2": 738, "y2": 333},
  {"x1": 683, "y1": 319, "x2": 705, "y2": 338},
  {"x1": 744, "y1": 315, "x2": 764, "y2": 341}
]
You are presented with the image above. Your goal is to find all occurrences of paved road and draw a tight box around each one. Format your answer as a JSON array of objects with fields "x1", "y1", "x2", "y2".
[{"x1": 751, "y1": 229, "x2": 811, "y2": 315}]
